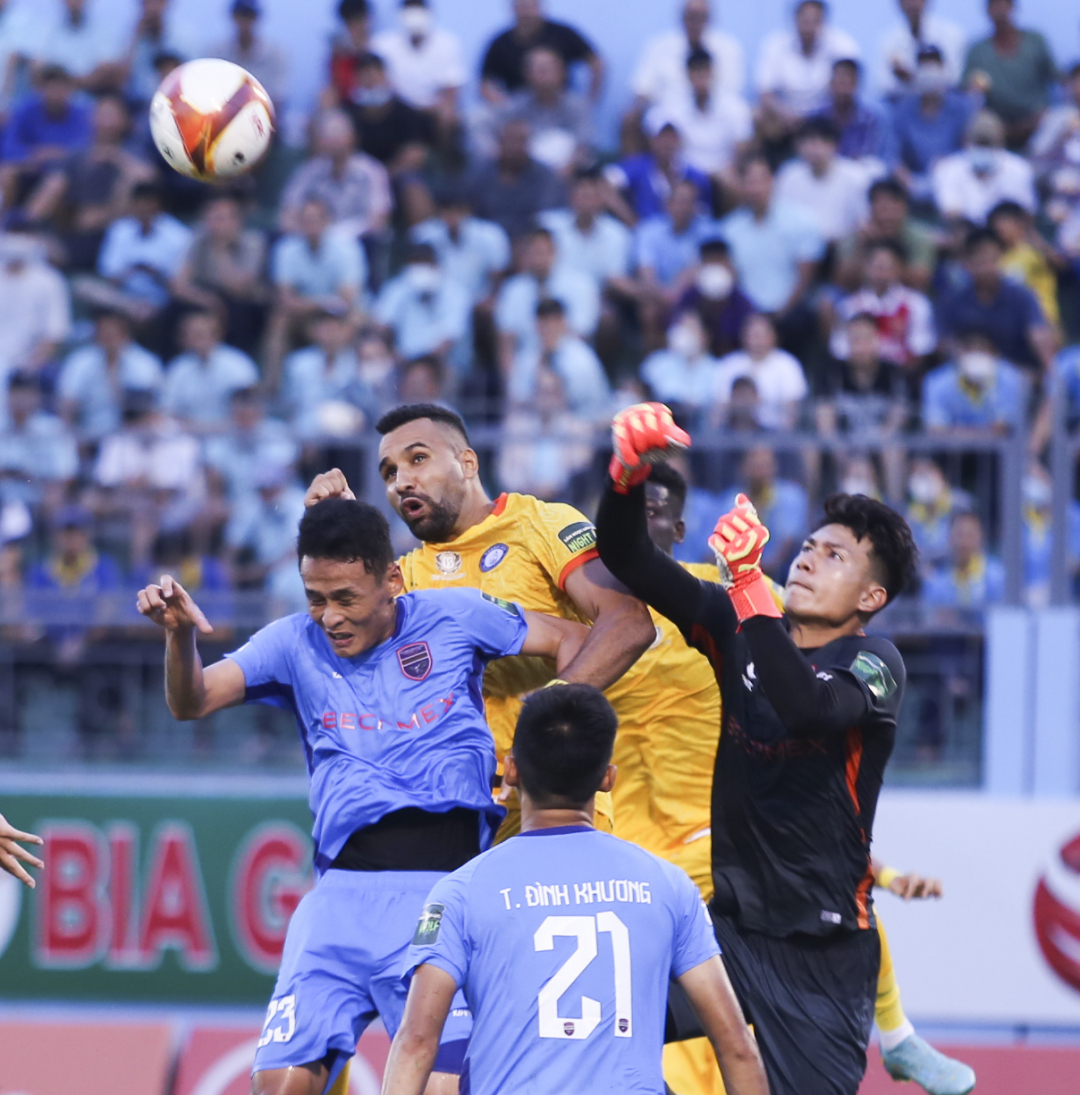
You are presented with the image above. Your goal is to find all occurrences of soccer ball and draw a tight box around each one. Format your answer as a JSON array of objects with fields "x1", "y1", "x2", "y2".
[{"x1": 149, "y1": 58, "x2": 275, "y2": 182}]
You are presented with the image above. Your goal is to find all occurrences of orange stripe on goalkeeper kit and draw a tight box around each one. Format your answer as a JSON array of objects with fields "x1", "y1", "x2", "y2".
[
  {"x1": 855, "y1": 863, "x2": 874, "y2": 930},
  {"x1": 845, "y1": 726, "x2": 863, "y2": 815},
  {"x1": 558, "y1": 549, "x2": 599, "y2": 591}
]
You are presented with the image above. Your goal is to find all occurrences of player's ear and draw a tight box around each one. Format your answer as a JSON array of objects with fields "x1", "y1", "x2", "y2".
[
  {"x1": 858, "y1": 582, "x2": 888, "y2": 616},
  {"x1": 459, "y1": 446, "x2": 480, "y2": 480},
  {"x1": 674, "y1": 518, "x2": 686, "y2": 545},
  {"x1": 385, "y1": 562, "x2": 404, "y2": 597},
  {"x1": 598, "y1": 763, "x2": 616, "y2": 794},
  {"x1": 503, "y1": 754, "x2": 520, "y2": 788}
]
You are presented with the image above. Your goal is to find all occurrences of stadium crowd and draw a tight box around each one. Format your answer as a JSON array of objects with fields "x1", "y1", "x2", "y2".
[{"x1": 0, "y1": 0, "x2": 1077, "y2": 702}]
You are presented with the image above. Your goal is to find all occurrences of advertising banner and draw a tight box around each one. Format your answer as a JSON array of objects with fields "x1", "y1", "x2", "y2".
[{"x1": 0, "y1": 781, "x2": 311, "y2": 1005}]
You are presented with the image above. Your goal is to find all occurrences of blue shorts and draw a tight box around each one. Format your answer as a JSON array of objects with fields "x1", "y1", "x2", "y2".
[{"x1": 253, "y1": 870, "x2": 472, "y2": 1083}]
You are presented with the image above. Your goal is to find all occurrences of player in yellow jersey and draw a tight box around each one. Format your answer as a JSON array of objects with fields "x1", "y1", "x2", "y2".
[{"x1": 304, "y1": 402, "x2": 655, "y2": 840}]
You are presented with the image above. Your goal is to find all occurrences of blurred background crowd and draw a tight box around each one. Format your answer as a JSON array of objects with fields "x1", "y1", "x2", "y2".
[{"x1": 0, "y1": 0, "x2": 1077, "y2": 767}]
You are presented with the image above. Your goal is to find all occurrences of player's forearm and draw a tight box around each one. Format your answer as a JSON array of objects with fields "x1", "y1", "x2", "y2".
[
  {"x1": 596, "y1": 482, "x2": 700, "y2": 632},
  {"x1": 713, "y1": 1036, "x2": 770, "y2": 1095},
  {"x1": 556, "y1": 598, "x2": 653, "y2": 689},
  {"x1": 740, "y1": 617, "x2": 870, "y2": 735},
  {"x1": 381, "y1": 1027, "x2": 439, "y2": 1095},
  {"x1": 164, "y1": 627, "x2": 209, "y2": 720}
]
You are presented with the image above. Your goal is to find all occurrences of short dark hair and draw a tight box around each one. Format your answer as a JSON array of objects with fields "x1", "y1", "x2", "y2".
[
  {"x1": 686, "y1": 46, "x2": 713, "y2": 70},
  {"x1": 375, "y1": 402, "x2": 471, "y2": 446},
  {"x1": 866, "y1": 238, "x2": 907, "y2": 264},
  {"x1": 964, "y1": 226, "x2": 1002, "y2": 255},
  {"x1": 297, "y1": 498, "x2": 393, "y2": 575},
  {"x1": 528, "y1": 225, "x2": 555, "y2": 245},
  {"x1": 798, "y1": 116, "x2": 840, "y2": 144},
  {"x1": 131, "y1": 181, "x2": 163, "y2": 204},
  {"x1": 535, "y1": 296, "x2": 566, "y2": 319},
  {"x1": 820, "y1": 494, "x2": 918, "y2": 607},
  {"x1": 868, "y1": 177, "x2": 909, "y2": 204},
  {"x1": 847, "y1": 310, "x2": 880, "y2": 328},
  {"x1": 571, "y1": 163, "x2": 604, "y2": 185},
  {"x1": 512, "y1": 685, "x2": 618, "y2": 806},
  {"x1": 832, "y1": 57, "x2": 861, "y2": 78},
  {"x1": 338, "y1": 0, "x2": 370, "y2": 19},
  {"x1": 699, "y1": 237, "x2": 731, "y2": 260},
  {"x1": 647, "y1": 462, "x2": 687, "y2": 515},
  {"x1": 987, "y1": 199, "x2": 1028, "y2": 224},
  {"x1": 356, "y1": 51, "x2": 385, "y2": 71}
]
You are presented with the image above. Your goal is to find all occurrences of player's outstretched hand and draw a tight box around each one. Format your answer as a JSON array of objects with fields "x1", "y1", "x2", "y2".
[
  {"x1": 305, "y1": 468, "x2": 356, "y2": 508},
  {"x1": 609, "y1": 403, "x2": 691, "y2": 494},
  {"x1": 136, "y1": 575, "x2": 214, "y2": 635},
  {"x1": 888, "y1": 872, "x2": 944, "y2": 900},
  {"x1": 708, "y1": 494, "x2": 782, "y2": 622},
  {"x1": 0, "y1": 811, "x2": 43, "y2": 889}
]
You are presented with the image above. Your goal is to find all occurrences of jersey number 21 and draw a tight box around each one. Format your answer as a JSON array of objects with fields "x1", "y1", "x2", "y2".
[{"x1": 534, "y1": 913, "x2": 632, "y2": 1040}]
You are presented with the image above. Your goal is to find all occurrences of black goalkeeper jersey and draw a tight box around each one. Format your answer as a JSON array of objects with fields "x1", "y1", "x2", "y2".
[{"x1": 597, "y1": 483, "x2": 905, "y2": 939}]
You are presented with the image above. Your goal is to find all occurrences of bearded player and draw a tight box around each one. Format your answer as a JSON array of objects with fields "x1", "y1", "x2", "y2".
[
  {"x1": 305, "y1": 403, "x2": 655, "y2": 839},
  {"x1": 597, "y1": 403, "x2": 920, "y2": 1095}
]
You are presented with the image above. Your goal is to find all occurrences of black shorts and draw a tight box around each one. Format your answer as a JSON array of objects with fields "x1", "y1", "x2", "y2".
[{"x1": 666, "y1": 909, "x2": 879, "y2": 1095}]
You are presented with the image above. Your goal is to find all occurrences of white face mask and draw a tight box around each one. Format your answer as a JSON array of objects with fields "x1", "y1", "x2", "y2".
[
  {"x1": 668, "y1": 321, "x2": 704, "y2": 359},
  {"x1": 908, "y1": 471, "x2": 942, "y2": 505},
  {"x1": 841, "y1": 478, "x2": 877, "y2": 498},
  {"x1": 1022, "y1": 475, "x2": 1052, "y2": 509},
  {"x1": 967, "y1": 146, "x2": 997, "y2": 175},
  {"x1": 696, "y1": 262, "x2": 734, "y2": 300},
  {"x1": 405, "y1": 263, "x2": 440, "y2": 292},
  {"x1": 914, "y1": 64, "x2": 950, "y2": 95},
  {"x1": 400, "y1": 4, "x2": 431, "y2": 35},
  {"x1": 958, "y1": 350, "x2": 996, "y2": 385}
]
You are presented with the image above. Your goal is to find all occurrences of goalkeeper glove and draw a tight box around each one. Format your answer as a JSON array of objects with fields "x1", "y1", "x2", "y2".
[
  {"x1": 608, "y1": 402, "x2": 691, "y2": 494},
  {"x1": 708, "y1": 493, "x2": 783, "y2": 622}
]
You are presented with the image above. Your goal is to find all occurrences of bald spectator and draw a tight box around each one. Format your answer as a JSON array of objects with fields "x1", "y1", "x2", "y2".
[
  {"x1": 207, "y1": 0, "x2": 288, "y2": 107},
  {"x1": 632, "y1": 0, "x2": 744, "y2": 115},
  {"x1": 279, "y1": 109, "x2": 391, "y2": 240},
  {"x1": 465, "y1": 117, "x2": 566, "y2": 241},
  {"x1": 931, "y1": 110, "x2": 1036, "y2": 224},
  {"x1": 755, "y1": 0, "x2": 860, "y2": 122},
  {"x1": 502, "y1": 47, "x2": 592, "y2": 175},
  {"x1": 877, "y1": 0, "x2": 965, "y2": 97},
  {"x1": 480, "y1": 0, "x2": 602, "y2": 107}
]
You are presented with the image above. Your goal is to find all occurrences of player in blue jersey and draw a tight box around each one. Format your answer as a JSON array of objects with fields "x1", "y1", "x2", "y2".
[
  {"x1": 136, "y1": 498, "x2": 589, "y2": 1095},
  {"x1": 384, "y1": 685, "x2": 769, "y2": 1095}
]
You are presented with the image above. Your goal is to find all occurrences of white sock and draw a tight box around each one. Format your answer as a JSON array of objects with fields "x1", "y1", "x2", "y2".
[{"x1": 878, "y1": 1018, "x2": 916, "y2": 1053}]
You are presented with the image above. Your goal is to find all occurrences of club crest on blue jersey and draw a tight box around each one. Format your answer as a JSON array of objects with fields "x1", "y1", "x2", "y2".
[
  {"x1": 398, "y1": 641, "x2": 433, "y2": 682},
  {"x1": 479, "y1": 543, "x2": 509, "y2": 572}
]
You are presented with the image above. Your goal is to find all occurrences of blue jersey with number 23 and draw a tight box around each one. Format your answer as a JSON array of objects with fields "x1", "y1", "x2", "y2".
[{"x1": 405, "y1": 826, "x2": 720, "y2": 1095}]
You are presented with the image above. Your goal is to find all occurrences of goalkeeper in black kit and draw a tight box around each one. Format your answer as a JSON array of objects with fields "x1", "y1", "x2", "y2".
[{"x1": 596, "y1": 403, "x2": 919, "y2": 1095}]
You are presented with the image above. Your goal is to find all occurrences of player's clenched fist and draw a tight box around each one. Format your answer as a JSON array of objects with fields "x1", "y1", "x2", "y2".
[
  {"x1": 709, "y1": 494, "x2": 782, "y2": 622},
  {"x1": 136, "y1": 575, "x2": 214, "y2": 635},
  {"x1": 608, "y1": 402, "x2": 691, "y2": 494},
  {"x1": 304, "y1": 468, "x2": 356, "y2": 508}
]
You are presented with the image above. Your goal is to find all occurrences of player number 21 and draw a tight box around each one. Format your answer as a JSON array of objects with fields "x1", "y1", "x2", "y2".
[{"x1": 534, "y1": 913, "x2": 632, "y2": 1040}]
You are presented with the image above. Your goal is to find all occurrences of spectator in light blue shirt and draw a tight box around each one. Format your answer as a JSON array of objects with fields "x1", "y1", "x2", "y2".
[
  {"x1": 719, "y1": 155, "x2": 824, "y2": 314},
  {"x1": 374, "y1": 244, "x2": 471, "y2": 369},
  {"x1": 0, "y1": 371, "x2": 77, "y2": 509},
  {"x1": 921, "y1": 330, "x2": 1027, "y2": 435},
  {"x1": 634, "y1": 177, "x2": 718, "y2": 292},
  {"x1": 93, "y1": 181, "x2": 191, "y2": 315},
  {"x1": 271, "y1": 198, "x2": 367, "y2": 304},
  {"x1": 162, "y1": 310, "x2": 259, "y2": 431},
  {"x1": 1020, "y1": 460, "x2": 1080, "y2": 607},
  {"x1": 57, "y1": 311, "x2": 162, "y2": 439},
  {"x1": 922, "y1": 510, "x2": 1006, "y2": 607},
  {"x1": 640, "y1": 310, "x2": 720, "y2": 424},
  {"x1": 495, "y1": 225, "x2": 598, "y2": 367},
  {"x1": 410, "y1": 183, "x2": 511, "y2": 305},
  {"x1": 721, "y1": 444, "x2": 809, "y2": 578},
  {"x1": 508, "y1": 297, "x2": 610, "y2": 419}
]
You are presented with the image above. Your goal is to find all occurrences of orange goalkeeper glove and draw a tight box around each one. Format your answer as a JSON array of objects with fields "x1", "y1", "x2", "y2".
[
  {"x1": 708, "y1": 493, "x2": 783, "y2": 622},
  {"x1": 608, "y1": 402, "x2": 691, "y2": 494}
]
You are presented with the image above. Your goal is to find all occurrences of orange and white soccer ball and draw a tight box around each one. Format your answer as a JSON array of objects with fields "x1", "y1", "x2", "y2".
[{"x1": 149, "y1": 58, "x2": 275, "y2": 182}]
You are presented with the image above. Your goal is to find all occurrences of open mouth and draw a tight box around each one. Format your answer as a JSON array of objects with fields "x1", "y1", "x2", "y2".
[
  {"x1": 326, "y1": 630, "x2": 354, "y2": 650},
  {"x1": 400, "y1": 496, "x2": 427, "y2": 520}
]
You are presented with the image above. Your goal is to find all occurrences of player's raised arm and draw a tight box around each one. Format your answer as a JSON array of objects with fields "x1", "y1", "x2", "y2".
[
  {"x1": 677, "y1": 957, "x2": 769, "y2": 1095},
  {"x1": 595, "y1": 403, "x2": 706, "y2": 635},
  {"x1": 381, "y1": 964, "x2": 458, "y2": 1095},
  {"x1": 0, "y1": 811, "x2": 44, "y2": 889},
  {"x1": 303, "y1": 468, "x2": 356, "y2": 507},
  {"x1": 137, "y1": 574, "x2": 246, "y2": 720}
]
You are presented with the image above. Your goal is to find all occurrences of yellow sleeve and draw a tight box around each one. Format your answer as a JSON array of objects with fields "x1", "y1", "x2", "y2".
[{"x1": 523, "y1": 499, "x2": 601, "y2": 592}]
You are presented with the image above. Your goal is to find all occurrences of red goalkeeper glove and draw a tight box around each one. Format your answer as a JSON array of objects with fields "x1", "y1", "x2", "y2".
[
  {"x1": 608, "y1": 402, "x2": 691, "y2": 494},
  {"x1": 708, "y1": 493, "x2": 783, "y2": 622}
]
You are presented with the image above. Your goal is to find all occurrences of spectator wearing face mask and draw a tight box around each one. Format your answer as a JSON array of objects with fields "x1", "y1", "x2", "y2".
[
  {"x1": 921, "y1": 328, "x2": 1027, "y2": 435},
  {"x1": 1019, "y1": 460, "x2": 1080, "y2": 607},
  {"x1": 672, "y1": 237, "x2": 755, "y2": 358},
  {"x1": 639, "y1": 310, "x2": 720, "y2": 423},
  {"x1": 835, "y1": 453, "x2": 885, "y2": 500},
  {"x1": 713, "y1": 312, "x2": 807, "y2": 430},
  {"x1": 905, "y1": 456, "x2": 966, "y2": 567},
  {"x1": 829, "y1": 239, "x2": 936, "y2": 370},
  {"x1": 374, "y1": 243, "x2": 471, "y2": 368},
  {"x1": 877, "y1": 0, "x2": 966, "y2": 98},
  {"x1": 922, "y1": 509, "x2": 1005, "y2": 608},
  {"x1": 886, "y1": 46, "x2": 980, "y2": 202},
  {"x1": 931, "y1": 110, "x2": 1035, "y2": 225}
]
